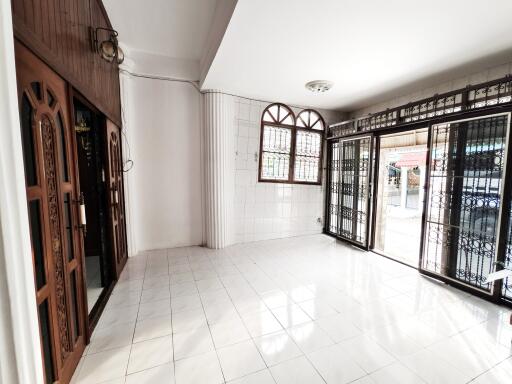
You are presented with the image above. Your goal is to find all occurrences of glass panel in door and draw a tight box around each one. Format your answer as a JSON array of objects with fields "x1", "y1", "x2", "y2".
[
  {"x1": 374, "y1": 129, "x2": 428, "y2": 266},
  {"x1": 422, "y1": 114, "x2": 509, "y2": 291}
]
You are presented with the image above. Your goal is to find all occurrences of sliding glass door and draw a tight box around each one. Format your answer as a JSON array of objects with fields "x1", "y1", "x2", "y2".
[
  {"x1": 421, "y1": 113, "x2": 510, "y2": 292},
  {"x1": 326, "y1": 136, "x2": 373, "y2": 248}
]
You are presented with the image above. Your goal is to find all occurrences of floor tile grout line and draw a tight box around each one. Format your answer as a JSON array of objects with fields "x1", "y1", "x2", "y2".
[
  {"x1": 83, "y1": 236, "x2": 512, "y2": 384},
  {"x1": 123, "y1": 248, "x2": 148, "y2": 379}
]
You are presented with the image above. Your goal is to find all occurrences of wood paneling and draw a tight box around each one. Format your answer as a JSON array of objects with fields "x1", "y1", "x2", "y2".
[{"x1": 12, "y1": 0, "x2": 122, "y2": 126}]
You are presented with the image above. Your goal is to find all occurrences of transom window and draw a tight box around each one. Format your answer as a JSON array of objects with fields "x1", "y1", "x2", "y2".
[{"x1": 259, "y1": 103, "x2": 325, "y2": 184}]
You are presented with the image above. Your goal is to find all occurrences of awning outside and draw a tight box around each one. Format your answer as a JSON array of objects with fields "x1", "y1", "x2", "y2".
[{"x1": 395, "y1": 151, "x2": 427, "y2": 168}]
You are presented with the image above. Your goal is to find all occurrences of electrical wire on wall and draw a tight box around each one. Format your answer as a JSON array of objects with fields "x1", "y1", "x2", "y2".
[{"x1": 118, "y1": 68, "x2": 202, "y2": 173}]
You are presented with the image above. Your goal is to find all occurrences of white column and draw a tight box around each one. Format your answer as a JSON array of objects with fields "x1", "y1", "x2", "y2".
[
  {"x1": 400, "y1": 167, "x2": 409, "y2": 209},
  {"x1": 203, "y1": 91, "x2": 235, "y2": 249},
  {"x1": 0, "y1": 3, "x2": 43, "y2": 383}
]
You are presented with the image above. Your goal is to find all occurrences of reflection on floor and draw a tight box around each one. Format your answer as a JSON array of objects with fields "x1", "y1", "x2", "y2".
[
  {"x1": 85, "y1": 255, "x2": 103, "y2": 313},
  {"x1": 72, "y1": 235, "x2": 512, "y2": 384},
  {"x1": 378, "y1": 206, "x2": 422, "y2": 266}
]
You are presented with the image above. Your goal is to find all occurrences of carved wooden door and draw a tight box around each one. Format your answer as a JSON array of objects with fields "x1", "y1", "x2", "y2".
[
  {"x1": 105, "y1": 120, "x2": 128, "y2": 276},
  {"x1": 15, "y1": 41, "x2": 85, "y2": 384}
]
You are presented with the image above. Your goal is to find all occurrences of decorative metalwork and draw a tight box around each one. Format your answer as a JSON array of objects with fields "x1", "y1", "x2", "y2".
[
  {"x1": 327, "y1": 75, "x2": 512, "y2": 139},
  {"x1": 503, "y1": 203, "x2": 512, "y2": 300},
  {"x1": 325, "y1": 137, "x2": 371, "y2": 246},
  {"x1": 468, "y1": 77, "x2": 512, "y2": 109},
  {"x1": 326, "y1": 141, "x2": 340, "y2": 234},
  {"x1": 400, "y1": 93, "x2": 462, "y2": 123},
  {"x1": 358, "y1": 110, "x2": 398, "y2": 131},
  {"x1": 294, "y1": 130, "x2": 322, "y2": 182},
  {"x1": 328, "y1": 121, "x2": 356, "y2": 139},
  {"x1": 261, "y1": 125, "x2": 292, "y2": 180},
  {"x1": 259, "y1": 104, "x2": 324, "y2": 183},
  {"x1": 423, "y1": 115, "x2": 508, "y2": 290}
]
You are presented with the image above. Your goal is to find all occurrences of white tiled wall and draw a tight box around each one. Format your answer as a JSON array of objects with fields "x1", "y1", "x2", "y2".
[{"x1": 232, "y1": 97, "x2": 344, "y2": 243}]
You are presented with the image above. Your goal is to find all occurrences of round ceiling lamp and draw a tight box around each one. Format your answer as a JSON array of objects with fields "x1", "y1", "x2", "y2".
[{"x1": 305, "y1": 80, "x2": 334, "y2": 93}]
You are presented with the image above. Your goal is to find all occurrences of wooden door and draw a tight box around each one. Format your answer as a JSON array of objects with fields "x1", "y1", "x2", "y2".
[
  {"x1": 105, "y1": 120, "x2": 128, "y2": 276},
  {"x1": 15, "y1": 41, "x2": 85, "y2": 384}
]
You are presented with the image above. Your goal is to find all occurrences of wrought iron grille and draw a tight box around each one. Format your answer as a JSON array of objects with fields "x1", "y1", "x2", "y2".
[
  {"x1": 468, "y1": 78, "x2": 512, "y2": 109},
  {"x1": 423, "y1": 115, "x2": 508, "y2": 290},
  {"x1": 261, "y1": 125, "x2": 292, "y2": 180},
  {"x1": 357, "y1": 110, "x2": 398, "y2": 131},
  {"x1": 294, "y1": 130, "x2": 322, "y2": 182},
  {"x1": 328, "y1": 75, "x2": 512, "y2": 139},
  {"x1": 328, "y1": 121, "x2": 356, "y2": 139},
  {"x1": 503, "y1": 204, "x2": 512, "y2": 300},
  {"x1": 326, "y1": 141, "x2": 340, "y2": 234},
  {"x1": 400, "y1": 93, "x2": 463, "y2": 123},
  {"x1": 325, "y1": 137, "x2": 371, "y2": 246}
]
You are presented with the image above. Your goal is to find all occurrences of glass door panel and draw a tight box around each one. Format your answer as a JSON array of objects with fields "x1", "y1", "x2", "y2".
[
  {"x1": 374, "y1": 129, "x2": 428, "y2": 266},
  {"x1": 422, "y1": 114, "x2": 509, "y2": 291}
]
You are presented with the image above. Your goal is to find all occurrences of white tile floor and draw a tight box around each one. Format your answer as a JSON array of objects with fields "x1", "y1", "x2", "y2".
[{"x1": 72, "y1": 234, "x2": 512, "y2": 384}]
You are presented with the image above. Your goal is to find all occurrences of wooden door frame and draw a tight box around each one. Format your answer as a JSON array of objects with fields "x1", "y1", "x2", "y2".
[
  {"x1": 67, "y1": 87, "x2": 119, "y2": 338},
  {"x1": 15, "y1": 40, "x2": 86, "y2": 383},
  {"x1": 105, "y1": 119, "x2": 129, "y2": 277}
]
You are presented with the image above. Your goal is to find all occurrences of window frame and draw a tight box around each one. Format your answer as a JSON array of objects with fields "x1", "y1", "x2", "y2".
[{"x1": 258, "y1": 103, "x2": 325, "y2": 185}]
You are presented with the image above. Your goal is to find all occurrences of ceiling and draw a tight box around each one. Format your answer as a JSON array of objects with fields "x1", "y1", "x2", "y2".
[
  {"x1": 103, "y1": 0, "x2": 218, "y2": 60},
  {"x1": 202, "y1": 0, "x2": 512, "y2": 111}
]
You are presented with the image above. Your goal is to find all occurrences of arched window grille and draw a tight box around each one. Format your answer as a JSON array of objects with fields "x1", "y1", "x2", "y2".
[{"x1": 259, "y1": 103, "x2": 324, "y2": 184}]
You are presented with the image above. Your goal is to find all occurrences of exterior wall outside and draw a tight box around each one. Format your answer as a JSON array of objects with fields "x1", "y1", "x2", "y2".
[
  {"x1": 233, "y1": 97, "x2": 345, "y2": 243},
  {"x1": 351, "y1": 62, "x2": 512, "y2": 118}
]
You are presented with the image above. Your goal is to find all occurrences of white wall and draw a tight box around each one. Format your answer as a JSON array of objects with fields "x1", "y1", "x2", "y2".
[
  {"x1": 233, "y1": 97, "x2": 344, "y2": 243},
  {"x1": 121, "y1": 49, "x2": 345, "y2": 252},
  {"x1": 0, "y1": 2, "x2": 43, "y2": 382},
  {"x1": 351, "y1": 61, "x2": 512, "y2": 118},
  {"x1": 123, "y1": 74, "x2": 203, "y2": 252}
]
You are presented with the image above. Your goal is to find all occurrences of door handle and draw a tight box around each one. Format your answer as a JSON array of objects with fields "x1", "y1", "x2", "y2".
[{"x1": 76, "y1": 192, "x2": 87, "y2": 236}]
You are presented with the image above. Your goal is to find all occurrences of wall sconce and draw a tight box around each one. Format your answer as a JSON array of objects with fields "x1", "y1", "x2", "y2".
[{"x1": 90, "y1": 27, "x2": 124, "y2": 64}]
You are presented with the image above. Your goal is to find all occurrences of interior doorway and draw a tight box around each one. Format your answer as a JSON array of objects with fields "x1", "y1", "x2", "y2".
[
  {"x1": 373, "y1": 128, "x2": 428, "y2": 266},
  {"x1": 73, "y1": 97, "x2": 115, "y2": 316}
]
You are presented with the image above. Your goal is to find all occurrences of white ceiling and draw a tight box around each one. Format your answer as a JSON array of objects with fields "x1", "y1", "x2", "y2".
[
  {"x1": 103, "y1": 0, "x2": 218, "y2": 60},
  {"x1": 202, "y1": 0, "x2": 512, "y2": 111}
]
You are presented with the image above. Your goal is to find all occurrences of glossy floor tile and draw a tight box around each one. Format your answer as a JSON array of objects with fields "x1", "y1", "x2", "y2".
[{"x1": 72, "y1": 235, "x2": 512, "y2": 384}]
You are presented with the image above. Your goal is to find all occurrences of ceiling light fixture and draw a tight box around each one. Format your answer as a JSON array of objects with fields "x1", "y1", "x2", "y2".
[
  {"x1": 90, "y1": 27, "x2": 124, "y2": 64},
  {"x1": 305, "y1": 80, "x2": 334, "y2": 93}
]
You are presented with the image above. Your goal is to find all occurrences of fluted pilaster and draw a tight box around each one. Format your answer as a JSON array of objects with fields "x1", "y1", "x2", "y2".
[{"x1": 203, "y1": 91, "x2": 235, "y2": 249}]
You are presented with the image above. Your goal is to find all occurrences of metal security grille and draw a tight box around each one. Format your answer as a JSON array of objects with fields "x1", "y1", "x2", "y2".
[
  {"x1": 294, "y1": 130, "x2": 322, "y2": 182},
  {"x1": 327, "y1": 76, "x2": 512, "y2": 139},
  {"x1": 325, "y1": 137, "x2": 371, "y2": 247},
  {"x1": 326, "y1": 141, "x2": 340, "y2": 234},
  {"x1": 423, "y1": 114, "x2": 509, "y2": 290},
  {"x1": 504, "y1": 206, "x2": 512, "y2": 300},
  {"x1": 261, "y1": 125, "x2": 292, "y2": 180}
]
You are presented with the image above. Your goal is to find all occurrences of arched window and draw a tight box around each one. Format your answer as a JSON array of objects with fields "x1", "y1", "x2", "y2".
[{"x1": 259, "y1": 103, "x2": 325, "y2": 184}]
